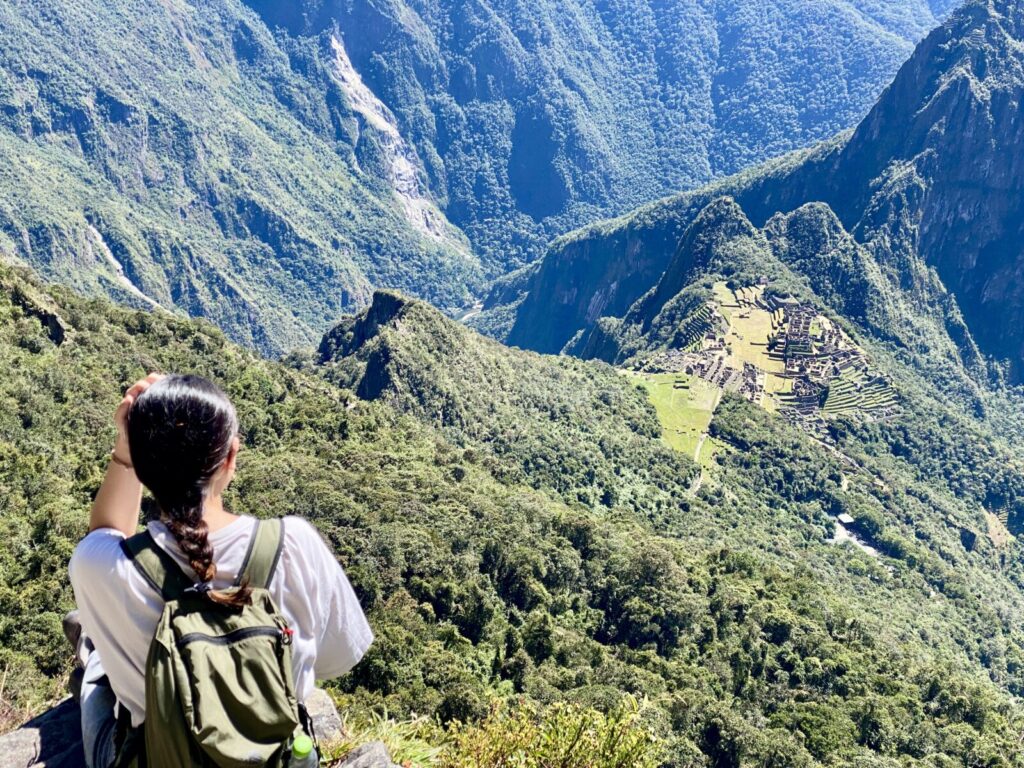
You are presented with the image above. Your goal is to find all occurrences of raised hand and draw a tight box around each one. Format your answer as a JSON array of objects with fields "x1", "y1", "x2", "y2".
[
  {"x1": 112, "y1": 372, "x2": 164, "y2": 465},
  {"x1": 91, "y1": 372, "x2": 164, "y2": 535}
]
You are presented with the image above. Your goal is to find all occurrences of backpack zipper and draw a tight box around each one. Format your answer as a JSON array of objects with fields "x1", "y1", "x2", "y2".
[{"x1": 177, "y1": 625, "x2": 288, "y2": 649}]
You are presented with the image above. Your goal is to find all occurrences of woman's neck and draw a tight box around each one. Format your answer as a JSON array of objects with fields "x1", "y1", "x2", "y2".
[{"x1": 202, "y1": 495, "x2": 239, "y2": 533}]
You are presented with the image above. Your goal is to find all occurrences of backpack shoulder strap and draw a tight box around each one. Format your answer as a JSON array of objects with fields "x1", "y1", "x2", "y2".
[
  {"x1": 236, "y1": 518, "x2": 285, "y2": 590},
  {"x1": 121, "y1": 530, "x2": 194, "y2": 602}
]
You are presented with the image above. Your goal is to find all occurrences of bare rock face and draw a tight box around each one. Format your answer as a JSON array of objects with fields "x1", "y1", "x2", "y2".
[
  {"x1": 0, "y1": 689, "x2": 344, "y2": 768},
  {"x1": 304, "y1": 688, "x2": 344, "y2": 743},
  {"x1": 0, "y1": 699, "x2": 85, "y2": 768},
  {"x1": 337, "y1": 741, "x2": 402, "y2": 768}
]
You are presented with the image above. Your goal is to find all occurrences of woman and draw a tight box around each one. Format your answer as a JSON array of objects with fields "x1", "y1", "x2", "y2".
[{"x1": 69, "y1": 373, "x2": 373, "y2": 767}]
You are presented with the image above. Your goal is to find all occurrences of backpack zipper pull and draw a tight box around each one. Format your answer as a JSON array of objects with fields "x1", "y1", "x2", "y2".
[{"x1": 280, "y1": 626, "x2": 294, "y2": 646}]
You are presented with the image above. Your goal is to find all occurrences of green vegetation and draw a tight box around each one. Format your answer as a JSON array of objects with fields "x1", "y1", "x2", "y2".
[
  {"x1": 315, "y1": 291, "x2": 696, "y2": 514},
  {"x1": 0, "y1": 0, "x2": 479, "y2": 356},
  {"x1": 627, "y1": 372, "x2": 720, "y2": 460},
  {"x1": 0, "y1": 0, "x2": 951, "y2": 352},
  {"x1": 439, "y1": 698, "x2": 663, "y2": 768},
  {"x1": 508, "y1": 0, "x2": 1024, "y2": 395},
  {"x1": 266, "y1": 0, "x2": 944, "y2": 272},
  {"x1": 6, "y1": 261, "x2": 1024, "y2": 764},
  {"x1": 324, "y1": 697, "x2": 662, "y2": 768}
]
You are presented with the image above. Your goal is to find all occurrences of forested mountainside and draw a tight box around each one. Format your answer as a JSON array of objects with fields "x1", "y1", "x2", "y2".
[
  {"x1": 315, "y1": 290, "x2": 694, "y2": 513},
  {"x1": 7, "y1": 249, "x2": 1024, "y2": 764},
  {"x1": 0, "y1": 0, "x2": 951, "y2": 357},
  {"x1": 0, "y1": 0, "x2": 478, "y2": 356},
  {"x1": 506, "y1": 0, "x2": 1024, "y2": 388},
  {"x1": 244, "y1": 0, "x2": 952, "y2": 270},
  {"x1": 312, "y1": 287, "x2": 1024, "y2": 763}
]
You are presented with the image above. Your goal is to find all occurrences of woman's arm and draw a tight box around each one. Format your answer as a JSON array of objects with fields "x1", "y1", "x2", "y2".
[{"x1": 89, "y1": 373, "x2": 163, "y2": 536}]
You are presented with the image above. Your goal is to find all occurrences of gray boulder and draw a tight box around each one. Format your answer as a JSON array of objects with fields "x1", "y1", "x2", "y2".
[
  {"x1": 0, "y1": 698, "x2": 85, "y2": 768},
  {"x1": 338, "y1": 741, "x2": 402, "y2": 768}
]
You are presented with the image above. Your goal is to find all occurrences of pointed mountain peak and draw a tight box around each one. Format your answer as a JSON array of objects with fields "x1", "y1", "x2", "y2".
[
  {"x1": 647, "y1": 197, "x2": 764, "y2": 313},
  {"x1": 317, "y1": 290, "x2": 434, "y2": 364},
  {"x1": 686, "y1": 196, "x2": 758, "y2": 237},
  {"x1": 765, "y1": 203, "x2": 850, "y2": 257}
]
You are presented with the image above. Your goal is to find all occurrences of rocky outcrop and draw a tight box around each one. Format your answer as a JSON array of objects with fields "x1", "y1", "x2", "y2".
[
  {"x1": 0, "y1": 699, "x2": 85, "y2": 768},
  {"x1": 7, "y1": 282, "x2": 69, "y2": 346},
  {"x1": 337, "y1": 742, "x2": 402, "y2": 768},
  {"x1": 317, "y1": 290, "x2": 412, "y2": 364}
]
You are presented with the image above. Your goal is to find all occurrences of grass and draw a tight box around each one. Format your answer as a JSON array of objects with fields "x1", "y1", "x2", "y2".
[
  {"x1": 321, "y1": 697, "x2": 665, "y2": 768},
  {"x1": 822, "y1": 369, "x2": 897, "y2": 416},
  {"x1": 323, "y1": 707, "x2": 445, "y2": 767},
  {"x1": 698, "y1": 435, "x2": 725, "y2": 472},
  {"x1": 713, "y1": 283, "x2": 784, "y2": 375},
  {"x1": 628, "y1": 371, "x2": 720, "y2": 459},
  {"x1": 763, "y1": 373, "x2": 793, "y2": 413}
]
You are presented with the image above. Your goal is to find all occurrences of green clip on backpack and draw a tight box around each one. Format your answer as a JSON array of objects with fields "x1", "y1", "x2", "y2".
[{"x1": 114, "y1": 518, "x2": 313, "y2": 767}]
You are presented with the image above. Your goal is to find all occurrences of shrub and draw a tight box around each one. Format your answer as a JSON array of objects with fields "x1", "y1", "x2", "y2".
[{"x1": 440, "y1": 696, "x2": 664, "y2": 768}]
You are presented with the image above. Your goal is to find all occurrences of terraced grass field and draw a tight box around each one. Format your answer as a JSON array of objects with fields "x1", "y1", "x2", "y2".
[
  {"x1": 713, "y1": 283, "x2": 784, "y2": 374},
  {"x1": 822, "y1": 368, "x2": 898, "y2": 416},
  {"x1": 762, "y1": 374, "x2": 793, "y2": 413},
  {"x1": 672, "y1": 303, "x2": 717, "y2": 351},
  {"x1": 629, "y1": 285, "x2": 896, "y2": 472}
]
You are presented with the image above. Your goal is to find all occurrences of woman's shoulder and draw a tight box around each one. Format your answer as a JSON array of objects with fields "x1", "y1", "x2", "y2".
[
  {"x1": 69, "y1": 527, "x2": 129, "y2": 583},
  {"x1": 279, "y1": 516, "x2": 332, "y2": 554},
  {"x1": 277, "y1": 517, "x2": 339, "y2": 574},
  {"x1": 280, "y1": 515, "x2": 318, "y2": 537}
]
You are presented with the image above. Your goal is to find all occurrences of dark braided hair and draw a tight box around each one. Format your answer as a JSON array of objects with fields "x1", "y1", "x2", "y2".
[{"x1": 127, "y1": 374, "x2": 252, "y2": 609}]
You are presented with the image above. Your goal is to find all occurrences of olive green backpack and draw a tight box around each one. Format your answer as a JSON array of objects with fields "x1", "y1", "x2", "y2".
[{"x1": 114, "y1": 518, "x2": 313, "y2": 767}]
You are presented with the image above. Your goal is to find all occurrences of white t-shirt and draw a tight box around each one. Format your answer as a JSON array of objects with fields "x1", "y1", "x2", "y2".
[{"x1": 69, "y1": 515, "x2": 374, "y2": 727}]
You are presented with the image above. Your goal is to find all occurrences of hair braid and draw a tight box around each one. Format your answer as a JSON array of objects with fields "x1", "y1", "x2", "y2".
[{"x1": 164, "y1": 490, "x2": 217, "y2": 584}]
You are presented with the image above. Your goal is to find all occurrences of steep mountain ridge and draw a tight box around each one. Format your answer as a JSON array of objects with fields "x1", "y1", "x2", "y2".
[
  {"x1": 508, "y1": 0, "x2": 1024, "y2": 389},
  {"x1": 316, "y1": 290, "x2": 695, "y2": 512},
  {"x1": 0, "y1": 0, "x2": 477, "y2": 355},
  {"x1": 242, "y1": 0, "x2": 951, "y2": 271}
]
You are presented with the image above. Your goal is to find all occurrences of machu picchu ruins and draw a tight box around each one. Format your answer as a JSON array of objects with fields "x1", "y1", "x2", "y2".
[{"x1": 637, "y1": 283, "x2": 899, "y2": 440}]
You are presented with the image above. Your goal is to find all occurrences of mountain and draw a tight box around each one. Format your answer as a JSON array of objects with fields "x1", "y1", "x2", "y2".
[
  {"x1": 315, "y1": 289, "x2": 694, "y2": 512},
  {"x1": 244, "y1": 0, "x2": 953, "y2": 272},
  {"x1": 507, "y1": 0, "x2": 1024, "y2": 388},
  {"x1": 563, "y1": 196, "x2": 981, "y2": 398},
  {"x1": 313, "y1": 288, "x2": 1024, "y2": 764},
  {"x1": 6, "y1": 261, "x2": 1024, "y2": 764},
  {"x1": 0, "y1": 0, "x2": 952, "y2": 356},
  {"x1": 0, "y1": 0, "x2": 478, "y2": 355}
]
